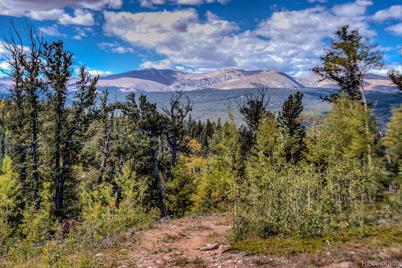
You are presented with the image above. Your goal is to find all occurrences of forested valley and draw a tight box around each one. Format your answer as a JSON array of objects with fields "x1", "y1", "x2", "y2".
[{"x1": 0, "y1": 25, "x2": 401, "y2": 267}]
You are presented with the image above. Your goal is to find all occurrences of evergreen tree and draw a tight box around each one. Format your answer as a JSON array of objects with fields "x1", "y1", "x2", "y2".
[
  {"x1": 3, "y1": 36, "x2": 28, "y2": 202},
  {"x1": 277, "y1": 92, "x2": 306, "y2": 163},
  {"x1": 238, "y1": 88, "x2": 272, "y2": 152},
  {"x1": 388, "y1": 70, "x2": 402, "y2": 91},
  {"x1": 123, "y1": 93, "x2": 169, "y2": 217},
  {"x1": 42, "y1": 41, "x2": 73, "y2": 216},
  {"x1": 18, "y1": 27, "x2": 44, "y2": 209},
  {"x1": 55, "y1": 67, "x2": 97, "y2": 217},
  {"x1": 313, "y1": 25, "x2": 383, "y2": 102},
  {"x1": 313, "y1": 25, "x2": 383, "y2": 168}
]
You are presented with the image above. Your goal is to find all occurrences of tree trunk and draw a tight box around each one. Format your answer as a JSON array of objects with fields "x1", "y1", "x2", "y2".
[
  {"x1": 152, "y1": 156, "x2": 168, "y2": 217},
  {"x1": 360, "y1": 82, "x2": 373, "y2": 169},
  {"x1": 170, "y1": 134, "x2": 178, "y2": 167},
  {"x1": 28, "y1": 88, "x2": 40, "y2": 210}
]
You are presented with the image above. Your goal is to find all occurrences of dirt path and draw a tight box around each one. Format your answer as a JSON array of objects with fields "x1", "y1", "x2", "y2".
[
  {"x1": 125, "y1": 214, "x2": 252, "y2": 267},
  {"x1": 103, "y1": 214, "x2": 401, "y2": 268}
]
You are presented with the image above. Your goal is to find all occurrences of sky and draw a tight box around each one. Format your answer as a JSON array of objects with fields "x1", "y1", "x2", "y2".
[{"x1": 1, "y1": 0, "x2": 402, "y2": 77}]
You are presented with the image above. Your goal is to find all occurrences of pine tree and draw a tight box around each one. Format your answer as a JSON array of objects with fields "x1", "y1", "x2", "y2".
[
  {"x1": 313, "y1": 25, "x2": 383, "y2": 102},
  {"x1": 123, "y1": 93, "x2": 169, "y2": 217},
  {"x1": 18, "y1": 27, "x2": 44, "y2": 209},
  {"x1": 277, "y1": 92, "x2": 306, "y2": 163},
  {"x1": 238, "y1": 88, "x2": 272, "y2": 152},
  {"x1": 313, "y1": 25, "x2": 383, "y2": 168},
  {"x1": 42, "y1": 41, "x2": 73, "y2": 216},
  {"x1": 55, "y1": 67, "x2": 97, "y2": 217}
]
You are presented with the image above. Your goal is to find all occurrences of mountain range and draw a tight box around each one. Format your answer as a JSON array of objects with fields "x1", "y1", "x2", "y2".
[
  {"x1": 0, "y1": 68, "x2": 397, "y2": 93},
  {"x1": 1, "y1": 68, "x2": 400, "y2": 126}
]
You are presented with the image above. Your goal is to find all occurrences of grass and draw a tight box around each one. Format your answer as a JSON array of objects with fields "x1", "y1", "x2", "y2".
[{"x1": 230, "y1": 223, "x2": 402, "y2": 256}]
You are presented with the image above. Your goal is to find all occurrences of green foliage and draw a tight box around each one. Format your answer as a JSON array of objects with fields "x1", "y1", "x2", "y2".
[
  {"x1": 231, "y1": 223, "x2": 402, "y2": 256},
  {"x1": 313, "y1": 25, "x2": 383, "y2": 101},
  {"x1": 192, "y1": 120, "x2": 242, "y2": 213},
  {"x1": 164, "y1": 162, "x2": 195, "y2": 216},
  {"x1": 0, "y1": 156, "x2": 21, "y2": 253},
  {"x1": 234, "y1": 96, "x2": 384, "y2": 240},
  {"x1": 383, "y1": 104, "x2": 402, "y2": 183},
  {"x1": 277, "y1": 91, "x2": 306, "y2": 163},
  {"x1": 20, "y1": 181, "x2": 55, "y2": 245},
  {"x1": 78, "y1": 167, "x2": 155, "y2": 243}
]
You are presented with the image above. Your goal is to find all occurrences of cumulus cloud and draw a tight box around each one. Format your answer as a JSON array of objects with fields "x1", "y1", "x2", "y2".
[
  {"x1": 386, "y1": 23, "x2": 402, "y2": 36},
  {"x1": 140, "y1": 59, "x2": 176, "y2": 69},
  {"x1": 373, "y1": 5, "x2": 402, "y2": 36},
  {"x1": 103, "y1": 0, "x2": 375, "y2": 74},
  {"x1": 139, "y1": 0, "x2": 230, "y2": 8},
  {"x1": 332, "y1": 0, "x2": 372, "y2": 17},
  {"x1": 39, "y1": 25, "x2": 65, "y2": 37},
  {"x1": 98, "y1": 42, "x2": 134, "y2": 54},
  {"x1": 373, "y1": 5, "x2": 402, "y2": 21},
  {"x1": 0, "y1": 0, "x2": 122, "y2": 25}
]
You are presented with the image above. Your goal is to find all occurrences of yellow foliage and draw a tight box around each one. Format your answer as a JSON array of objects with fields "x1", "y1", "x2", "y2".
[{"x1": 188, "y1": 138, "x2": 202, "y2": 152}]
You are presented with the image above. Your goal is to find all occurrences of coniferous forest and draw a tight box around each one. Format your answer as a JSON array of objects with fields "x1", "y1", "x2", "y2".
[{"x1": 0, "y1": 24, "x2": 401, "y2": 267}]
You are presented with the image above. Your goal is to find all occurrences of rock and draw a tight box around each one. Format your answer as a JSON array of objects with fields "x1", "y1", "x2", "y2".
[
  {"x1": 95, "y1": 253, "x2": 103, "y2": 257},
  {"x1": 159, "y1": 215, "x2": 173, "y2": 223},
  {"x1": 200, "y1": 243, "x2": 219, "y2": 251}
]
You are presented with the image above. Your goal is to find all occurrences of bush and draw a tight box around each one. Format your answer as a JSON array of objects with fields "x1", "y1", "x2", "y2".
[{"x1": 192, "y1": 121, "x2": 242, "y2": 213}]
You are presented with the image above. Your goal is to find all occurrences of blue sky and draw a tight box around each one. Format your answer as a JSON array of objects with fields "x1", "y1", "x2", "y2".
[{"x1": 1, "y1": 0, "x2": 402, "y2": 76}]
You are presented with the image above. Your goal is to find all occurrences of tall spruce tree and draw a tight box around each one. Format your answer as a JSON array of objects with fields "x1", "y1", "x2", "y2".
[
  {"x1": 6, "y1": 26, "x2": 45, "y2": 210},
  {"x1": 277, "y1": 92, "x2": 306, "y2": 163},
  {"x1": 3, "y1": 31, "x2": 28, "y2": 204},
  {"x1": 55, "y1": 67, "x2": 97, "y2": 217},
  {"x1": 42, "y1": 41, "x2": 73, "y2": 216}
]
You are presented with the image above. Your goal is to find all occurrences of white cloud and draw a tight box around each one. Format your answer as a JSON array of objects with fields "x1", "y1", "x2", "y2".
[
  {"x1": 373, "y1": 5, "x2": 402, "y2": 22},
  {"x1": 58, "y1": 9, "x2": 95, "y2": 26},
  {"x1": 39, "y1": 25, "x2": 65, "y2": 37},
  {"x1": 386, "y1": 23, "x2": 402, "y2": 36},
  {"x1": 332, "y1": 0, "x2": 372, "y2": 17},
  {"x1": 139, "y1": 0, "x2": 230, "y2": 8},
  {"x1": 140, "y1": 59, "x2": 176, "y2": 69},
  {"x1": 372, "y1": 5, "x2": 402, "y2": 37},
  {"x1": 104, "y1": 1, "x2": 375, "y2": 74},
  {"x1": 98, "y1": 42, "x2": 134, "y2": 54},
  {"x1": 0, "y1": 0, "x2": 121, "y2": 25}
]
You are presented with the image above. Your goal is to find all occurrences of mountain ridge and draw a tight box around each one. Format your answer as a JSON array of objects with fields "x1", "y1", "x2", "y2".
[{"x1": 0, "y1": 68, "x2": 397, "y2": 93}]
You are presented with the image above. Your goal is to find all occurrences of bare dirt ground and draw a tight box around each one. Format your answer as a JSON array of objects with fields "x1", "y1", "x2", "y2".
[
  {"x1": 98, "y1": 213, "x2": 401, "y2": 268},
  {"x1": 123, "y1": 214, "x2": 253, "y2": 267}
]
